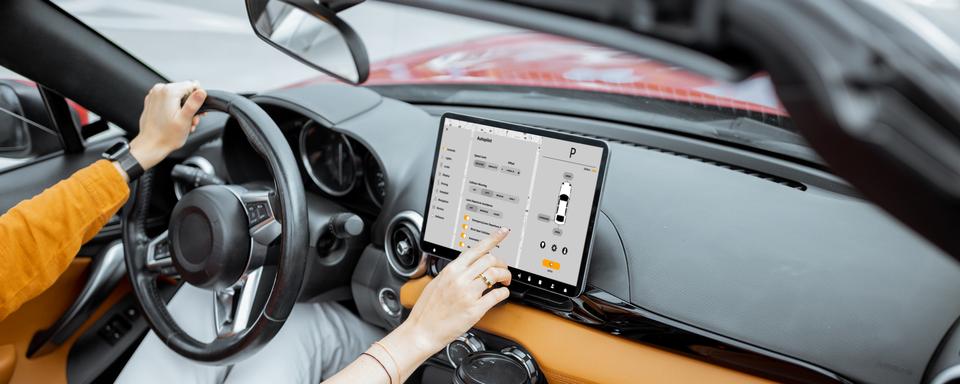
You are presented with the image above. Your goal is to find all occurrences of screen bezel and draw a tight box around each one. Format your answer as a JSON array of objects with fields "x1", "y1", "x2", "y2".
[{"x1": 420, "y1": 112, "x2": 610, "y2": 297}]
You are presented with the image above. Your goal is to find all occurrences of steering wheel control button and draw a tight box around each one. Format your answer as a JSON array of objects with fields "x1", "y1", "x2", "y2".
[
  {"x1": 446, "y1": 332, "x2": 486, "y2": 368},
  {"x1": 146, "y1": 231, "x2": 175, "y2": 273},
  {"x1": 245, "y1": 201, "x2": 272, "y2": 227},
  {"x1": 154, "y1": 239, "x2": 171, "y2": 260},
  {"x1": 454, "y1": 351, "x2": 532, "y2": 384},
  {"x1": 170, "y1": 186, "x2": 251, "y2": 289}
]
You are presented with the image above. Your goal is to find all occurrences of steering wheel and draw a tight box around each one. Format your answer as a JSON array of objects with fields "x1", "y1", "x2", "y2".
[{"x1": 122, "y1": 90, "x2": 308, "y2": 363}]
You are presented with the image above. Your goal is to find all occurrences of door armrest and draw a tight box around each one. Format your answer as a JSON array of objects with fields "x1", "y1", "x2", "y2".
[{"x1": 0, "y1": 344, "x2": 15, "y2": 384}]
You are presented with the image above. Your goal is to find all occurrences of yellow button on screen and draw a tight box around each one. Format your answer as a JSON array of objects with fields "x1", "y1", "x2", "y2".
[{"x1": 542, "y1": 258, "x2": 560, "y2": 270}]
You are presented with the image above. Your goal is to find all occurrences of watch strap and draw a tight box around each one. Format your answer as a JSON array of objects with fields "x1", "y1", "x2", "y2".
[
  {"x1": 103, "y1": 142, "x2": 144, "y2": 181},
  {"x1": 116, "y1": 151, "x2": 144, "y2": 181}
]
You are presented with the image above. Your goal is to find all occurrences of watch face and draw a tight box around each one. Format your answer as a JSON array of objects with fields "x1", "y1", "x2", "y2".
[{"x1": 103, "y1": 141, "x2": 129, "y2": 160}]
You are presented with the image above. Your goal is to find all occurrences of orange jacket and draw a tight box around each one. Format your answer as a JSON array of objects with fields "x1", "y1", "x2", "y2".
[{"x1": 0, "y1": 160, "x2": 129, "y2": 320}]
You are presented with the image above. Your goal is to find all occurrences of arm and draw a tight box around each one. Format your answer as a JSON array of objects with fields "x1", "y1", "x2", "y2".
[
  {"x1": 0, "y1": 160, "x2": 129, "y2": 319},
  {"x1": 325, "y1": 228, "x2": 514, "y2": 384},
  {"x1": 0, "y1": 82, "x2": 207, "y2": 320}
]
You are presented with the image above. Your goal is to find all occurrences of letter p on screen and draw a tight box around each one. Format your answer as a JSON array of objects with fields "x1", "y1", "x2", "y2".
[{"x1": 569, "y1": 147, "x2": 577, "y2": 158}]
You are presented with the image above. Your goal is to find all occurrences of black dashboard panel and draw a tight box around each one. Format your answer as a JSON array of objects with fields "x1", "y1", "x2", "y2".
[
  {"x1": 238, "y1": 84, "x2": 960, "y2": 384},
  {"x1": 418, "y1": 108, "x2": 960, "y2": 384},
  {"x1": 601, "y1": 139, "x2": 960, "y2": 384}
]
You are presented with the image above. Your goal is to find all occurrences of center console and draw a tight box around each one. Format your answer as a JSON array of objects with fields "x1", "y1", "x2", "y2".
[
  {"x1": 424, "y1": 329, "x2": 544, "y2": 384},
  {"x1": 352, "y1": 224, "x2": 546, "y2": 383}
]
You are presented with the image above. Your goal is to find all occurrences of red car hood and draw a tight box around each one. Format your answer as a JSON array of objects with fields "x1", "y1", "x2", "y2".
[{"x1": 293, "y1": 33, "x2": 788, "y2": 117}]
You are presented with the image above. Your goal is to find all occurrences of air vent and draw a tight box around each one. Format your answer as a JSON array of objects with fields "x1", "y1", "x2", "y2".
[
  {"x1": 384, "y1": 211, "x2": 427, "y2": 278},
  {"x1": 552, "y1": 128, "x2": 806, "y2": 191}
]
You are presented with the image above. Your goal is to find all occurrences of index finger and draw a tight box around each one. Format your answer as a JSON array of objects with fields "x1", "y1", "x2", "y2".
[{"x1": 458, "y1": 227, "x2": 510, "y2": 265}]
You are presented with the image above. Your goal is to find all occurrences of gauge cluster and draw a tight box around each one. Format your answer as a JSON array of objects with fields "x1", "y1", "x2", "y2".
[
  {"x1": 297, "y1": 119, "x2": 386, "y2": 208},
  {"x1": 299, "y1": 121, "x2": 360, "y2": 196}
]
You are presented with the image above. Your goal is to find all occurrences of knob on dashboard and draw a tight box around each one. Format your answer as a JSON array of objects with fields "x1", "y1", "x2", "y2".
[
  {"x1": 501, "y1": 346, "x2": 539, "y2": 383},
  {"x1": 446, "y1": 332, "x2": 485, "y2": 368},
  {"x1": 328, "y1": 213, "x2": 364, "y2": 238},
  {"x1": 453, "y1": 351, "x2": 532, "y2": 384}
]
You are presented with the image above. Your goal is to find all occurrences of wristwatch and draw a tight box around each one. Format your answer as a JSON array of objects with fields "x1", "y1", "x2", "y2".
[{"x1": 102, "y1": 141, "x2": 144, "y2": 181}]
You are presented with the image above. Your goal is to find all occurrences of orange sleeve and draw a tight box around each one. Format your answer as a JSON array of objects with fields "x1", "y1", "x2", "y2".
[{"x1": 0, "y1": 160, "x2": 129, "y2": 320}]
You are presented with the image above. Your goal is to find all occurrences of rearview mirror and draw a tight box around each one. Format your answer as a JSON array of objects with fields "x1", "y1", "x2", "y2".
[
  {"x1": 245, "y1": 0, "x2": 369, "y2": 84},
  {"x1": 0, "y1": 84, "x2": 30, "y2": 156}
]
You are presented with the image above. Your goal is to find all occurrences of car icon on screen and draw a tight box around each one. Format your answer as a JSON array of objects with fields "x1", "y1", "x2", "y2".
[{"x1": 555, "y1": 181, "x2": 571, "y2": 224}]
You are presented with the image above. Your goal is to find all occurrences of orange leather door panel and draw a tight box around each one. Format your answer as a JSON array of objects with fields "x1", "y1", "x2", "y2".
[
  {"x1": 401, "y1": 277, "x2": 772, "y2": 384},
  {"x1": 0, "y1": 344, "x2": 15, "y2": 384},
  {"x1": 0, "y1": 258, "x2": 130, "y2": 384}
]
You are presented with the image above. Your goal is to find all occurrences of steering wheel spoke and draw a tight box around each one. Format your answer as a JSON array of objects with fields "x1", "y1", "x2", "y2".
[
  {"x1": 145, "y1": 230, "x2": 179, "y2": 277},
  {"x1": 213, "y1": 267, "x2": 264, "y2": 337}
]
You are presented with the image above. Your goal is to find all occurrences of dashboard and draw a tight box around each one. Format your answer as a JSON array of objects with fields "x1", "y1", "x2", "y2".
[{"x1": 167, "y1": 83, "x2": 960, "y2": 384}]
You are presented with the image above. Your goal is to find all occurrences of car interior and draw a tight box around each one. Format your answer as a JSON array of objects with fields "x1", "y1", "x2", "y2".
[{"x1": 2, "y1": 0, "x2": 960, "y2": 383}]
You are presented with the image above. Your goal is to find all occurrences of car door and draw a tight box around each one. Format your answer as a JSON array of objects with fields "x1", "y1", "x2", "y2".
[{"x1": 0, "y1": 69, "x2": 135, "y2": 384}]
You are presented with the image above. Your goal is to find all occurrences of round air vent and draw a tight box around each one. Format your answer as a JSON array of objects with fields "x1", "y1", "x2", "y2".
[
  {"x1": 173, "y1": 156, "x2": 216, "y2": 199},
  {"x1": 384, "y1": 211, "x2": 426, "y2": 278}
]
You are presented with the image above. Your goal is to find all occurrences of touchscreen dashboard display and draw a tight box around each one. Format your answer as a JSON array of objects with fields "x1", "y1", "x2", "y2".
[{"x1": 421, "y1": 113, "x2": 609, "y2": 297}]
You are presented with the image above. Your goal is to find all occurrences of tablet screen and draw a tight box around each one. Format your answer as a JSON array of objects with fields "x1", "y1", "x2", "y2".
[{"x1": 421, "y1": 113, "x2": 609, "y2": 297}]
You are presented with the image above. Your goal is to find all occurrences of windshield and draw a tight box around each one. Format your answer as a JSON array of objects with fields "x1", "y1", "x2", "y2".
[{"x1": 53, "y1": 0, "x2": 810, "y2": 162}]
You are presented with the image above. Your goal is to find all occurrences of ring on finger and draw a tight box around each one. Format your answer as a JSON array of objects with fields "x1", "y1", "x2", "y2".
[{"x1": 475, "y1": 273, "x2": 494, "y2": 289}]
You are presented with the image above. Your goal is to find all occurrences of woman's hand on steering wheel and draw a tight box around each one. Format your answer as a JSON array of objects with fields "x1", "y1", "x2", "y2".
[
  {"x1": 397, "y1": 227, "x2": 513, "y2": 354},
  {"x1": 130, "y1": 81, "x2": 207, "y2": 172}
]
